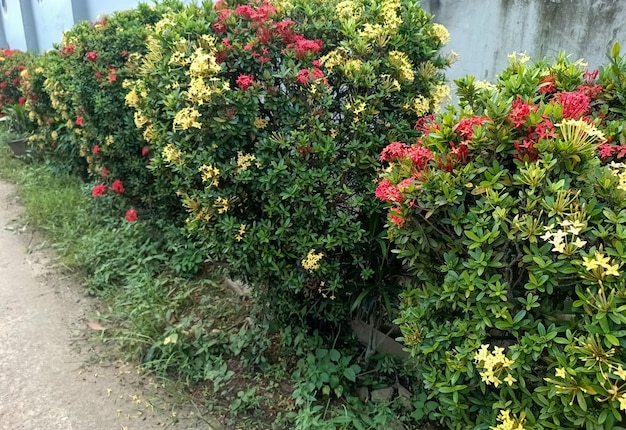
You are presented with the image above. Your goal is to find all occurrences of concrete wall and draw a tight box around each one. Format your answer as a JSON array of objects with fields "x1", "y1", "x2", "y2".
[
  {"x1": 29, "y1": 0, "x2": 75, "y2": 52},
  {"x1": 422, "y1": 0, "x2": 626, "y2": 83},
  {"x1": 2, "y1": 0, "x2": 29, "y2": 50}
]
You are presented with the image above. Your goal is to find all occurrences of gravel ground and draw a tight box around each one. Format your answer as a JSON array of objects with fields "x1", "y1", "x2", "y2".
[{"x1": 0, "y1": 180, "x2": 216, "y2": 430}]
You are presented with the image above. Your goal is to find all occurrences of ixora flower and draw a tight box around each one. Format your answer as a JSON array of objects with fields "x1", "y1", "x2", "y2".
[
  {"x1": 111, "y1": 179, "x2": 125, "y2": 194},
  {"x1": 85, "y1": 51, "x2": 98, "y2": 62},
  {"x1": 92, "y1": 183, "x2": 106, "y2": 197},
  {"x1": 93, "y1": 145, "x2": 101, "y2": 155},
  {"x1": 236, "y1": 73, "x2": 254, "y2": 91},
  {"x1": 75, "y1": 115, "x2": 84, "y2": 126},
  {"x1": 125, "y1": 208, "x2": 137, "y2": 222}
]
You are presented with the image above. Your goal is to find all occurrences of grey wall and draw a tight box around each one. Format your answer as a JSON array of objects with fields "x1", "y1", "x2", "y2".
[{"x1": 422, "y1": 0, "x2": 625, "y2": 83}]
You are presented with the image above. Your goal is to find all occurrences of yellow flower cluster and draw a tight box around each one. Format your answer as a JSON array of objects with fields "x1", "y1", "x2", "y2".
[
  {"x1": 302, "y1": 249, "x2": 324, "y2": 272},
  {"x1": 388, "y1": 50, "x2": 414, "y2": 82},
  {"x1": 214, "y1": 196, "x2": 230, "y2": 214},
  {"x1": 490, "y1": 410, "x2": 525, "y2": 430},
  {"x1": 235, "y1": 224, "x2": 246, "y2": 242},
  {"x1": 134, "y1": 111, "x2": 149, "y2": 129},
  {"x1": 431, "y1": 84, "x2": 451, "y2": 112},
  {"x1": 173, "y1": 107, "x2": 202, "y2": 130},
  {"x1": 199, "y1": 164, "x2": 220, "y2": 186},
  {"x1": 105, "y1": 135, "x2": 114, "y2": 146},
  {"x1": 162, "y1": 143, "x2": 182, "y2": 164},
  {"x1": 417, "y1": 61, "x2": 439, "y2": 80},
  {"x1": 254, "y1": 117, "x2": 268, "y2": 129},
  {"x1": 345, "y1": 99, "x2": 367, "y2": 120},
  {"x1": 582, "y1": 249, "x2": 621, "y2": 280},
  {"x1": 186, "y1": 77, "x2": 226, "y2": 105},
  {"x1": 557, "y1": 119, "x2": 606, "y2": 152},
  {"x1": 342, "y1": 59, "x2": 364, "y2": 79},
  {"x1": 336, "y1": 0, "x2": 359, "y2": 20},
  {"x1": 125, "y1": 89, "x2": 140, "y2": 108},
  {"x1": 474, "y1": 344, "x2": 516, "y2": 387},
  {"x1": 475, "y1": 80, "x2": 498, "y2": 92},
  {"x1": 507, "y1": 51, "x2": 530, "y2": 66},
  {"x1": 403, "y1": 95, "x2": 431, "y2": 117},
  {"x1": 380, "y1": 0, "x2": 402, "y2": 33},
  {"x1": 237, "y1": 152, "x2": 256, "y2": 172},
  {"x1": 189, "y1": 48, "x2": 221, "y2": 78},
  {"x1": 432, "y1": 23, "x2": 450, "y2": 45},
  {"x1": 608, "y1": 161, "x2": 626, "y2": 192},
  {"x1": 540, "y1": 220, "x2": 586, "y2": 254},
  {"x1": 320, "y1": 48, "x2": 349, "y2": 71}
]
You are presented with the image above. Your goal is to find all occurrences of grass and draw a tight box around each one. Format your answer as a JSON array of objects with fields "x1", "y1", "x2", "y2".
[{"x1": 0, "y1": 131, "x2": 427, "y2": 430}]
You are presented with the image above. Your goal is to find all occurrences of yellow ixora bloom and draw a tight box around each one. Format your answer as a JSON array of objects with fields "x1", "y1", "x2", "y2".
[
  {"x1": 235, "y1": 224, "x2": 246, "y2": 242},
  {"x1": 581, "y1": 249, "x2": 621, "y2": 280},
  {"x1": 173, "y1": 107, "x2": 202, "y2": 131},
  {"x1": 214, "y1": 196, "x2": 230, "y2": 214},
  {"x1": 403, "y1": 95, "x2": 431, "y2": 117},
  {"x1": 236, "y1": 152, "x2": 256, "y2": 172},
  {"x1": 254, "y1": 117, "x2": 268, "y2": 129},
  {"x1": 388, "y1": 50, "x2": 414, "y2": 82},
  {"x1": 199, "y1": 164, "x2": 220, "y2": 186},
  {"x1": 302, "y1": 249, "x2": 324, "y2": 272},
  {"x1": 507, "y1": 51, "x2": 530, "y2": 66},
  {"x1": 474, "y1": 344, "x2": 516, "y2": 388},
  {"x1": 491, "y1": 409, "x2": 526, "y2": 430},
  {"x1": 162, "y1": 143, "x2": 182, "y2": 165},
  {"x1": 432, "y1": 23, "x2": 450, "y2": 45},
  {"x1": 619, "y1": 394, "x2": 626, "y2": 412}
]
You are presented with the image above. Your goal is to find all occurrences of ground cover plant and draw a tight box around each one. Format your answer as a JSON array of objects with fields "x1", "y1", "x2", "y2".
[{"x1": 376, "y1": 46, "x2": 626, "y2": 429}]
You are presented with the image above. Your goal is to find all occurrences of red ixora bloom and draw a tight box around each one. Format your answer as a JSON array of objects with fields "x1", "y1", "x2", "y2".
[
  {"x1": 555, "y1": 90, "x2": 590, "y2": 119},
  {"x1": 75, "y1": 116, "x2": 84, "y2": 126},
  {"x1": 291, "y1": 36, "x2": 323, "y2": 59},
  {"x1": 380, "y1": 141, "x2": 409, "y2": 162},
  {"x1": 62, "y1": 45, "x2": 75, "y2": 55},
  {"x1": 508, "y1": 97, "x2": 536, "y2": 128},
  {"x1": 85, "y1": 51, "x2": 98, "y2": 62},
  {"x1": 212, "y1": 22, "x2": 227, "y2": 33},
  {"x1": 108, "y1": 74, "x2": 117, "y2": 83},
  {"x1": 93, "y1": 145, "x2": 101, "y2": 154},
  {"x1": 375, "y1": 179, "x2": 403, "y2": 203},
  {"x1": 125, "y1": 208, "x2": 137, "y2": 222},
  {"x1": 95, "y1": 71, "x2": 102, "y2": 79},
  {"x1": 405, "y1": 144, "x2": 433, "y2": 170},
  {"x1": 18, "y1": 96, "x2": 26, "y2": 105},
  {"x1": 141, "y1": 146, "x2": 150, "y2": 156},
  {"x1": 101, "y1": 168, "x2": 109, "y2": 177},
  {"x1": 112, "y1": 179, "x2": 125, "y2": 194},
  {"x1": 389, "y1": 206, "x2": 405, "y2": 227},
  {"x1": 538, "y1": 75, "x2": 557, "y2": 94},
  {"x1": 454, "y1": 116, "x2": 489, "y2": 140},
  {"x1": 92, "y1": 183, "x2": 106, "y2": 197},
  {"x1": 236, "y1": 74, "x2": 254, "y2": 91}
]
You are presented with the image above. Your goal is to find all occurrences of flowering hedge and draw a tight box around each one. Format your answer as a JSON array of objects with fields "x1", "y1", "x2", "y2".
[
  {"x1": 128, "y1": 0, "x2": 451, "y2": 324},
  {"x1": 34, "y1": 1, "x2": 184, "y2": 214},
  {"x1": 377, "y1": 46, "x2": 626, "y2": 429},
  {"x1": 0, "y1": 48, "x2": 33, "y2": 113}
]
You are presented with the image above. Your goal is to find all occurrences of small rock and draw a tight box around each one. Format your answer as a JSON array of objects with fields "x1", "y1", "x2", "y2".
[
  {"x1": 357, "y1": 386, "x2": 369, "y2": 402},
  {"x1": 370, "y1": 386, "x2": 394, "y2": 403},
  {"x1": 397, "y1": 382, "x2": 413, "y2": 411}
]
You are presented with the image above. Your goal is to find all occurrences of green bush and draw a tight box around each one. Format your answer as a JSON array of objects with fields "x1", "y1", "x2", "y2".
[
  {"x1": 377, "y1": 47, "x2": 626, "y2": 429},
  {"x1": 129, "y1": 0, "x2": 450, "y2": 325},
  {"x1": 38, "y1": 1, "x2": 184, "y2": 215}
]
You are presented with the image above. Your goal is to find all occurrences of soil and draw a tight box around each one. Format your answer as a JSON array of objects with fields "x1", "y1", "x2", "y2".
[{"x1": 0, "y1": 180, "x2": 218, "y2": 430}]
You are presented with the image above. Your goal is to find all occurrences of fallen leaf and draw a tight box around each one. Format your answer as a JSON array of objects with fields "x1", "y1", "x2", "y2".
[{"x1": 86, "y1": 319, "x2": 107, "y2": 331}]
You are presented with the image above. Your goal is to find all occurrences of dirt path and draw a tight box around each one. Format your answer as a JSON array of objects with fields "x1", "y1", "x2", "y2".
[{"x1": 0, "y1": 180, "x2": 214, "y2": 430}]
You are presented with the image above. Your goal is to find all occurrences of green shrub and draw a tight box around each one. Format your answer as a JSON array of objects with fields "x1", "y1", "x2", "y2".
[
  {"x1": 129, "y1": 0, "x2": 450, "y2": 325},
  {"x1": 39, "y1": 1, "x2": 184, "y2": 216},
  {"x1": 377, "y1": 47, "x2": 626, "y2": 429}
]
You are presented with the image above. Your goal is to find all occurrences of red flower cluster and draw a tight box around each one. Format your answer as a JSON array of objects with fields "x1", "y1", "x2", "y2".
[
  {"x1": 554, "y1": 91, "x2": 590, "y2": 119},
  {"x1": 92, "y1": 184, "x2": 106, "y2": 197},
  {"x1": 112, "y1": 179, "x2": 125, "y2": 194},
  {"x1": 380, "y1": 141, "x2": 409, "y2": 162},
  {"x1": 75, "y1": 115, "x2": 84, "y2": 126},
  {"x1": 508, "y1": 97, "x2": 537, "y2": 128},
  {"x1": 296, "y1": 67, "x2": 324, "y2": 85},
  {"x1": 375, "y1": 179, "x2": 403, "y2": 203},
  {"x1": 85, "y1": 51, "x2": 98, "y2": 62},
  {"x1": 93, "y1": 145, "x2": 101, "y2": 154},
  {"x1": 538, "y1": 75, "x2": 557, "y2": 94},
  {"x1": 125, "y1": 208, "x2": 137, "y2": 222},
  {"x1": 455, "y1": 116, "x2": 490, "y2": 140},
  {"x1": 236, "y1": 74, "x2": 254, "y2": 90},
  {"x1": 62, "y1": 45, "x2": 75, "y2": 55}
]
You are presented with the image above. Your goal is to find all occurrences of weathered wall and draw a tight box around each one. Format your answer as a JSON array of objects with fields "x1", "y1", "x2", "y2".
[
  {"x1": 422, "y1": 0, "x2": 626, "y2": 83},
  {"x1": 0, "y1": 0, "x2": 192, "y2": 52}
]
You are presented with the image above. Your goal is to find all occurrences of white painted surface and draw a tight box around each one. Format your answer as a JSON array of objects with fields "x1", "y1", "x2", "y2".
[
  {"x1": 2, "y1": 0, "x2": 28, "y2": 50},
  {"x1": 29, "y1": 0, "x2": 75, "y2": 51},
  {"x1": 422, "y1": 0, "x2": 625, "y2": 83}
]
